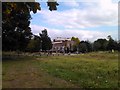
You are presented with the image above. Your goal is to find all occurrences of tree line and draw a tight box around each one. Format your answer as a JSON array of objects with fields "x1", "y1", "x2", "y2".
[
  {"x1": 3, "y1": 28, "x2": 52, "y2": 52},
  {"x1": 26, "y1": 34, "x2": 119, "y2": 53},
  {"x1": 71, "y1": 35, "x2": 119, "y2": 53}
]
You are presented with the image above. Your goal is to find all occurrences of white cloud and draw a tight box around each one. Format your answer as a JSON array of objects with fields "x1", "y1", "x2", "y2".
[
  {"x1": 30, "y1": 0, "x2": 118, "y2": 41},
  {"x1": 30, "y1": 24, "x2": 44, "y2": 34},
  {"x1": 36, "y1": 0, "x2": 118, "y2": 29},
  {"x1": 30, "y1": 24, "x2": 113, "y2": 42},
  {"x1": 62, "y1": 0, "x2": 79, "y2": 7}
]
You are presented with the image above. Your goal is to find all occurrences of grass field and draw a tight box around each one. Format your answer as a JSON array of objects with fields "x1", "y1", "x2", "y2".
[{"x1": 2, "y1": 52, "x2": 118, "y2": 88}]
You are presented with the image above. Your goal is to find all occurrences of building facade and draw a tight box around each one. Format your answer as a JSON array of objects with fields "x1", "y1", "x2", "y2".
[{"x1": 52, "y1": 37, "x2": 75, "y2": 53}]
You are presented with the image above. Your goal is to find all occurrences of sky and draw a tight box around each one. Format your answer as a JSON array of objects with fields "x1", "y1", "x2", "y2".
[{"x1": 30, "y1": 0, "x2": 118, "y2": 42}]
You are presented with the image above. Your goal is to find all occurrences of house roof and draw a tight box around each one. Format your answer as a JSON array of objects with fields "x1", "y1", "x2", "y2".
[
  {"x1": 52, "y1": 42, "x2": 63, "y2": 44},
  {"x1": 54, "y1": 37, "x2": 71, "y2": 41}
]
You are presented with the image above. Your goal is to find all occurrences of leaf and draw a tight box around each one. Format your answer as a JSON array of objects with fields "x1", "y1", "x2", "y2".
[
  {"x1": 47, "y1": 0, "x2": 59, "y2": 11},
  {"x1": 36, "y1": 2, "x2": 41, "y2": 10},
  {"x1": 30, "y1": 2, "x2": 41, "y2": 13},
  {"x1": 6, "y1": 9, "x2": 11, "y2": 14}
]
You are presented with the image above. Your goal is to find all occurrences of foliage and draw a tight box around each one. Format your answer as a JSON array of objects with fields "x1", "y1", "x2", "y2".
[
  {"x1": 40, "y1": 29, "x2": 52, "y2": 51},
  {"x1": 71, "y1": 45, "x2": 77, "y2": 52},
  {"x1": 2, "y1": 2, "x2": 40, "y2": 51},
  {"x1": 47, "y1": 0, "x2": 59, "y2": 11},
  {"x1": 71, "y1": 37, "x2": 80, "y2": 45},
  {"x1": 71, "y1": 37, "x2": 80, "y2": 52},
  {"x1": 2, "y1": 1, "x2": 58, "y2": 52},
  {"x1": 93, "y1": 39, "x2": 108, "y2": 51},
  {"x1": 107, "y1": 35, "x2": 118, "y2": 51},
  {"x1": 78, "y1": 41, "x2": 92, "y2": 53},
  {"x1": 26, "y1": 35, "x2": 41, "y2": 52},
  {"x1": 2, "y1": 26, "x2": 32, "y2": 51}
]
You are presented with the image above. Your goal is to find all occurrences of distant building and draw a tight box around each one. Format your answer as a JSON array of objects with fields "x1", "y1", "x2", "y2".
[{"x1": 52, "y1": 37, "x2": 75, "y2": 53}]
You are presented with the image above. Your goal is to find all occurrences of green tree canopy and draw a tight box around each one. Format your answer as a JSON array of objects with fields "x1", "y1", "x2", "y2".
[
  {"x1": 71, "y1": 37, "x2": 80, "y2": 52},
  {"x1": 93, "y1": 39, "x2": 108, "y2": 51},
  {"x1": 2, "y1": 1, "x2": 59, "y2": 51},
  {"x1": 78, "y1": 41, "x2": 92, "y2": 53}
]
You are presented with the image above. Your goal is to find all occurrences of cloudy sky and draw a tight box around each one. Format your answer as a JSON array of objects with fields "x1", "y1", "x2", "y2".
[{"x1": 30, "y1": 0, "x2": 118, "y2": 42}]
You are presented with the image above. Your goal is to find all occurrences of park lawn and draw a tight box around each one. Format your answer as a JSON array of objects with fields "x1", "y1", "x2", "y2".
[{"x1": 2, "y1": 52, "x2": 118, "y2": 88}]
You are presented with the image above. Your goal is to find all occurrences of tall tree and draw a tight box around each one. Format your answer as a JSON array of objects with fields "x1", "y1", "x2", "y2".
[
  {"x1": 107, "y1": 35, "x2": 118, "y2": 51},
  {"x1": 2, "y1": 1, "x2": 59, "y2": 51},
  {"x1": 40, "y1": 29, "x2": 52, "y2": 51},
  {"x1": 2, "y1": 2, "x2": 40, "y2": 51}
]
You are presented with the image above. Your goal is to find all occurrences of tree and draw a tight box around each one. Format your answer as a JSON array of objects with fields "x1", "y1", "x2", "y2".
[
  {"x1": 40, "y1": 29, "x2": 52, "y2": 51},
  {"x1": 78, "y1": 41, "x2": 92, "y2": 53},
  {"x1": 26, "y1": 35, "x2": 41, "y2": 52},
  {"x1": 85, "y1": 40, "x2": 92, "y2": 52},
  {"x1": 2, "y1": 1, "x2": 59, "y2": 51},
  {"x1": 71, "y1": 37, "x2": 80, "y2": 45},
  {"x1": 107, "y1": 35, "x2": 118, "y2": 51},
  {"x1": 47, "y1": 0, "x2": 59, "y2": 11},
  {"x1": 78, "y1": 41, "x2": 87, "y2": 53},
  {"x1": 71, "y1": 37, "x2": 80, "y2": 52},
  {"x1": 93, "y1": 39, "x2": 108, "y2": 51},
  {"x1": 2, "y1": 2, "x2": 39, "y2": 51}
]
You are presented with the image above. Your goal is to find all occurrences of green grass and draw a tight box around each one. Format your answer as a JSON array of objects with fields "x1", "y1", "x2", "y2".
[{"x1": 2, "y1": 52, "x2": 118, "y2": 88}]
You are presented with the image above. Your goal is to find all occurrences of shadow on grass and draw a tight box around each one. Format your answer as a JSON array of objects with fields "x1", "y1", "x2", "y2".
[{"x1": 2, "y1": 54, "x2": 33, "y2": 62}]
